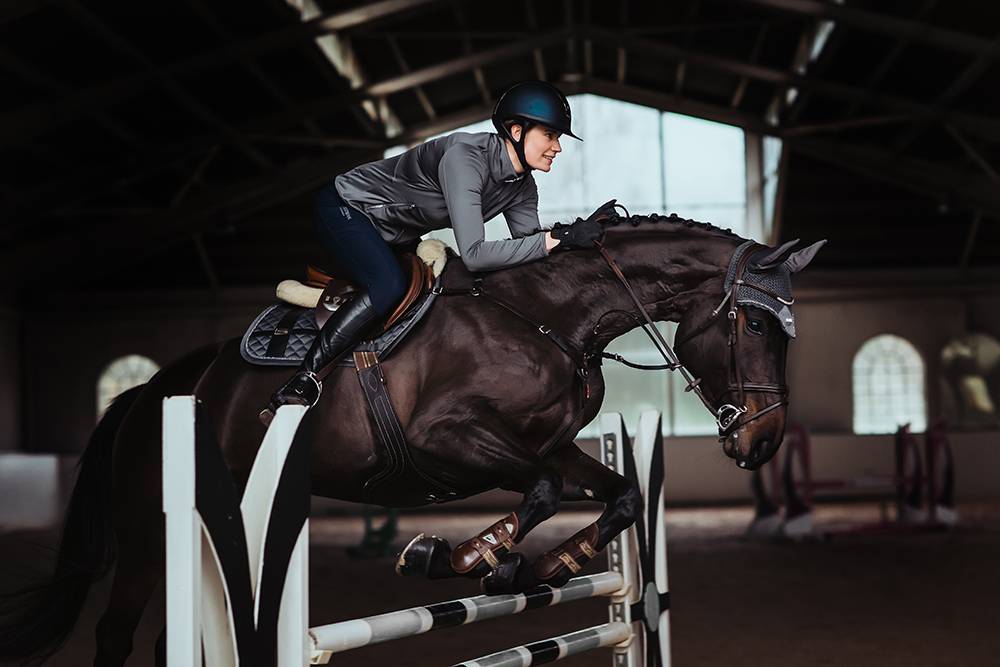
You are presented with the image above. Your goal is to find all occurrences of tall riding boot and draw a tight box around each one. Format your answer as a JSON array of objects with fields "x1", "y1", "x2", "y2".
[{"x1": 259, "y1": 291, "x2": 383, "y2": 425}]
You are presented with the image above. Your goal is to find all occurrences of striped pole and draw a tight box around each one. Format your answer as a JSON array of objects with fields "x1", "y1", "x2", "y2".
[
  {"x1": 450, "y1": 622, "x2": 631, "y2": 667},
  {"x1": 310, "y1": 572, "x2": 623, "y2": 657}
]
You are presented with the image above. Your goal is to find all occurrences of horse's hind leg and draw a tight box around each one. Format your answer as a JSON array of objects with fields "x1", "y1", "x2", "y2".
[
  {"x1": 482, "y1": 444, "x2": 641, "y2": 594},
  {"x1": 93, "y1": 510, "x2": 164, "y2": 666},
  {"x1": 395, "y1": 468, "x2": 563, "y2": 581}
]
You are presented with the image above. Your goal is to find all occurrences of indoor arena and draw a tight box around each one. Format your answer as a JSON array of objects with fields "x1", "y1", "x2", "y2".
[{"x1": 1, "y1": 2, "x2": 999, "y2": 666}]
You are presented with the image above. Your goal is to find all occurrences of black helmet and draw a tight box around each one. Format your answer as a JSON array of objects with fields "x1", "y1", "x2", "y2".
[{"x1": 492, "y1": 81, "x2": 581, "y2": 173}]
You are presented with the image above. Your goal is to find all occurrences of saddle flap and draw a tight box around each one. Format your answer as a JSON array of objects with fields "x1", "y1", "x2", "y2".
[{"x1": 311, "y1": 253, "x2": 431, "y2": 331}]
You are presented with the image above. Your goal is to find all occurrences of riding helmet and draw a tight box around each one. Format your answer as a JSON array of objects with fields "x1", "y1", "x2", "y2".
[{"x1": 492, "y1": 81, "x2": 581, "y2": 172}]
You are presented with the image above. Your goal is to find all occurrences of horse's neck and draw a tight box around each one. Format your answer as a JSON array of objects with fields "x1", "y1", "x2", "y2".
[{"x1": 486, "y1": 229, "x2": 739, "y2": 355}]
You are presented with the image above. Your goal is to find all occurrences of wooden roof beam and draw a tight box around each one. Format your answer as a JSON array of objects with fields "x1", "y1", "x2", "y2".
[
  {"x1": 0, "y1": 0, "x2": 447, "y2": 149},
  {"x1": 734, "y1": 0, "x2": 998, "y2": 57},
  {"x1": 788, "y1": 136, "x2": 1000, "y2": 219},
  {"x1": 572, "y1": 77, "x2": 775, "y2": 135},
  {"x1": 63, "y1": 1, "x2": 272, "y2": 168},
  {"x1": 584, "y1": 27, "x2": 1000, "y2": 142}
]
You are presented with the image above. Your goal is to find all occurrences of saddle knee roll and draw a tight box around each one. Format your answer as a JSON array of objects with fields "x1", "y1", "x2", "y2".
[
  {"x1": 449, "y1": 513, "x2": 519, "y2": 573},
  {"x1": 533, "y1": 524, "x2": 599, "y2": 581}
]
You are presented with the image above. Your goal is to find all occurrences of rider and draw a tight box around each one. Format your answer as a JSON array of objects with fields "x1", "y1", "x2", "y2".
[{"x1": 261, "y1": 80, "x2": 609, "y2": 423}]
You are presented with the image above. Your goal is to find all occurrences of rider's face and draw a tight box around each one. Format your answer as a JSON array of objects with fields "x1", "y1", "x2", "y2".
[{"x1": 511, "y1": 124, "x2": 562, "y2": 172}]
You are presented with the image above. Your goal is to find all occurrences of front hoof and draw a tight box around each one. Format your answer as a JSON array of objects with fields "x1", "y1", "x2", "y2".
[
  {"x1": 480, "y1": 552, "x2": 525, "y2": 595},
  {"x1": 395, "y1": 533, "x2": 450, "y2": 577}
]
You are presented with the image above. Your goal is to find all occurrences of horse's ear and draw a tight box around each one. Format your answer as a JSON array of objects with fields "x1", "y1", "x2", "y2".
[
  {"x1": 783, "y1": 239, "x2": 827, "y2": 274},
  {"x1": 752, "y1": 239, "x2": 799, "y2": 270}
]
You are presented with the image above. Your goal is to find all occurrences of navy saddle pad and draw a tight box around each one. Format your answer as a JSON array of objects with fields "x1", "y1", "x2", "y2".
[{"x1": 240, "y1": 282, "x2": 438, "y2": 367}]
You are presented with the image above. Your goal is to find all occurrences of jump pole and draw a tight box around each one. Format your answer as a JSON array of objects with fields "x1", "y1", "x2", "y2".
[{"x1": 163, "y1": 397, "x2": 670, "y2": 666}]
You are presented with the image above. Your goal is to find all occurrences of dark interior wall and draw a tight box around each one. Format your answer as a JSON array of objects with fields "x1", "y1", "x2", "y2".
[
  {"x1": 0, "y1": 307, "x2": 21, "y2": 451},
  {"x1": 22, "y1": 288, "x2": 270, "y2": 453}
]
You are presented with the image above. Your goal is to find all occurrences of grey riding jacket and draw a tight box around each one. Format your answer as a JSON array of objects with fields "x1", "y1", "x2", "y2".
[{"x1": 335, "y1": 132, "x2": 549, "y2": 272}]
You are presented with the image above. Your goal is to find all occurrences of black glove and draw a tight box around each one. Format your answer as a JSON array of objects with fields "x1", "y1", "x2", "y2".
[{"x1": 550, "y1": 199, "x2": 617, "y2": 250}]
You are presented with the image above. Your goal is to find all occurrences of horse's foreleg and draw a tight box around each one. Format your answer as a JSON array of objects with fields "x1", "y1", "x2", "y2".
[
  {"x1": 482, "y1": 445, "x2": 641, "y2": 594},
  {"x1": 395, "y1": 469, "x2": 562, "y2": 580}
]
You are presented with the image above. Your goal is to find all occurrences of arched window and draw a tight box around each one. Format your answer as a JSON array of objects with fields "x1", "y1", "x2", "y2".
[
  {"x1": 852, "y1": 335, "x2": 926, "y2": 434},
  {"x1": 97, "y1": 355, "x2": 160, "y2": 418}
]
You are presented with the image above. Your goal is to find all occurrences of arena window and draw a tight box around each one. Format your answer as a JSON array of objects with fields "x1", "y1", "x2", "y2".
[
  {"x1": 97, "y1": 354, "x2": 160, "y2": 419},
  {"x1": 852, "y1": 334, "x2": 927, "y2": 434}
]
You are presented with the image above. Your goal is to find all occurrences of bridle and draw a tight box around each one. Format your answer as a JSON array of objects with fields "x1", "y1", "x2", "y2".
[
  {"x1": 432, "y1": 209, "x2": 789, "y2": 454},
  {"x1": 595, "y1": 219, "x2": 789, "y2": 447}
]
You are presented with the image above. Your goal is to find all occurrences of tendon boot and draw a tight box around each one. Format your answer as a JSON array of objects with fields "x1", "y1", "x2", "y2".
[{"x1": 259, "y1": 291, "x2": 382, "y2": 425}]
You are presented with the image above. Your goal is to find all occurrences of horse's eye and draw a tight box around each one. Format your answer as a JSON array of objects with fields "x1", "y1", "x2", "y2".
[{"x1": 746, "y1": 318, "x2": 765, "y2": 335}]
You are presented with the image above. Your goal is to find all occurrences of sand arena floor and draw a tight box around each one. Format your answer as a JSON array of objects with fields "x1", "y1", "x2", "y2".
[{"x1": 1, "y1": 502, "x2": 998, "y2": 666}]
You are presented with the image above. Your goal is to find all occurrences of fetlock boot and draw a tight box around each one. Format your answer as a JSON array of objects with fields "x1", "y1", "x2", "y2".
[{"x1": 259, "y1": 291, "x2": 382, "y2": 425}]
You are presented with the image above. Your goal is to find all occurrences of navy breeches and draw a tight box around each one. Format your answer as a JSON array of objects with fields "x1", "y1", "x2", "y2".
[{"x1": 314, "y1": 182, "x2": 409, "y2": 318}]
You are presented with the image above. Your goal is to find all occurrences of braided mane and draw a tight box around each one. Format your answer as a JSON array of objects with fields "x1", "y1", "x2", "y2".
[{"x1": 604, "y1": 211, "x2": 744, "y2": 241}]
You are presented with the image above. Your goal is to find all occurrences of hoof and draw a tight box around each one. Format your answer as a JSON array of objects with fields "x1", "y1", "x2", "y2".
[
  {"x1": 480, "y1": 552, "x2": 525, "y2": 595},
  {"x1": 395, "y1": 533, "x2": 449, "y2": 577}
]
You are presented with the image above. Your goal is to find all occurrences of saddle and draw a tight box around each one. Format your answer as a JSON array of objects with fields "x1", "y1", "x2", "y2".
[{"x1": 302, "y1": 252, "x2": 434, "y2": 331}]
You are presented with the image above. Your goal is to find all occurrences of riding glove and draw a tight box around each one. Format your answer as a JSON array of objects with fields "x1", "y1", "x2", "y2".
[{"x1": 550, "y1": 199, "x2": 618, "y2": 250}]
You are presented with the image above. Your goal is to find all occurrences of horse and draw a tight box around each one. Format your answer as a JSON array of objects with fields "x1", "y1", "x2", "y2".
[{"x1": 0, "y1": 212, "x2": 822, "y2": 666}]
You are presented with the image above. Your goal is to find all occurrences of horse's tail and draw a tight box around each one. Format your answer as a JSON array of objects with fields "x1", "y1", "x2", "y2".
[{"x1": 0, "y1": 384, "x2": 144, "y2": 663}]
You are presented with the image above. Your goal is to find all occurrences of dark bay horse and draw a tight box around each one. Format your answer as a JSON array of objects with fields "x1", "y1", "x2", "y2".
[{"x1": 0, "y1": 214, "x2": 822, "y2": 666}]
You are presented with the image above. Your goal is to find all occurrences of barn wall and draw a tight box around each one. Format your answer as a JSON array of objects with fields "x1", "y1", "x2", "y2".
[
  {"x1": 0, "y1": 306, "x2": 21, "y2": 451},
  {"x1": 22, "y1": 289, "x2": 269, "y2": 454},
  {"x1": 17, "y1": 279, "x2": 1000, "y2": 504}
]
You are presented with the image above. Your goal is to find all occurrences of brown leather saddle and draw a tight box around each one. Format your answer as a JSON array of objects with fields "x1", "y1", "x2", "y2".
[{"x1": 305, "y1": 252, "x2": 434, "y2": 330}]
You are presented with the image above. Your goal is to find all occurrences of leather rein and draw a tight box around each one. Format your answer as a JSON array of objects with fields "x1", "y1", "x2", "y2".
[
  {"x1": 598, "y1": 240, "x2": 789, "y2": 442},
  {"x1": 434, "y1": 229, "x2": 788, "y2": 447}
]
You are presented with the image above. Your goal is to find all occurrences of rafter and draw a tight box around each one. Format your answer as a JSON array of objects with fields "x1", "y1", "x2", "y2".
[
  {"x1": 730, "y1": 23, "x2": 769, "y2": 108},
  {"x1": 788, "y1": 136, "x2": 1000, "y2": 219},
  {"x1": 841, "y1": 0, "x2": 939, "y2": 118},
  {"x1": 451, "y1": 0, "x2": 491, "y2": 106},
  {"x1": 387, "y1": 36, "x2": 437, "y2": 119},
  {"x1": 524, "y1": 0, "x2": 547, "y2": 80},
  {"x1": 0, "y1": 46, "x2": 138, "y2": 147},
  {"x1": 673, "y1": 0, "x2": 703, "y2": 95},
  {"x1": 63, "y1": 1, "x2": 271, "y2": 168},
  {"x1": 959, "y1": 211, "x2": 983, "y2": 271},
  {"x1": 892, "y1": 31, "x2": 1000, "y2": 152},
  {"x1": 188, "y1": 0, "x2": 329, "y2": 142},
  {"x1": 584, "y1": 27, "x2": 1000, "y2": 144},
  {"x1": 574, "y1": 78, "x2": 774, "y2": 135},
  {"x1": 0, "y1": 0, "x2": 448, "y2": 149},
  {"x1": 734, "y1": 0, "x2": 999, "y2": 57},
  {"x1": 616, "y1": 0, "x2": 629, "y2": 84}
]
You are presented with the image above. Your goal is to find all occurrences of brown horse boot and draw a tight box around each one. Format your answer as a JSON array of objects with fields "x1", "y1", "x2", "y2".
[
  {"x1": 532, "y1": 524, "x2": 600, "y2": 587},
  {"x1": 449, "y1": 513, "x2": 519, "y2": 575},
  {"x1": 259, "y1": 291, "x2": 382, "y2": 426}
]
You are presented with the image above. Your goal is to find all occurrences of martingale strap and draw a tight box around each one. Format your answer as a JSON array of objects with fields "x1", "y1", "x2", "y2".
[{"x1": 353, "y1": 351, "x2": 458, "y2": 503}]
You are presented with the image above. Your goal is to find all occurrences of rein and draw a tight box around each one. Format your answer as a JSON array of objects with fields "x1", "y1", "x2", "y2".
[
  {"x1": 434, "y1": 226, "x2": 788, "y2": 449},
  {"x1": 596, "y1": 240, "x2": 788, "y2": 441}
]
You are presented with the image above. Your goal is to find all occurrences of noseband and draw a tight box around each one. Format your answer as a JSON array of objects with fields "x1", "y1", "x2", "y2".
[{"x1": 597, "y1": 237, "x2": 788, "y2": 444}]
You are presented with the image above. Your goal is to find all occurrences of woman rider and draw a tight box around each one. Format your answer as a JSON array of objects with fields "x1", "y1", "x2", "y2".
[{"x1": 261, "y1": 80, "x2": 608, "y2": 422}]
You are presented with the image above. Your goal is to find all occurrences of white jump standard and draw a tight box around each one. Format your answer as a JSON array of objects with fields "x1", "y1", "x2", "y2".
[{"x1": 162, "y1": 396, "x2": 670, "y2": 666}]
